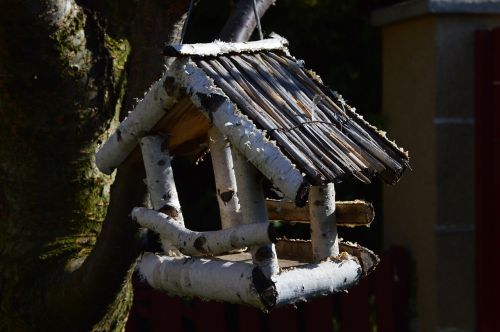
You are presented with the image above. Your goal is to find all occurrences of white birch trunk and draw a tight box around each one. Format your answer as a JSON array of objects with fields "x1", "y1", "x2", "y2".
[
  {"x1": 273, "y1": 257, "x2": 360, "y2": 306},
  {"x1": 164, "y1": 34, "x2": 288, "y2": 57},
  {"x1": 139, "y1": 252, "x2": 265, "y2": 309},
  {"x1": 95, "y1": 75, "x2": 172, "y2": 174},
  {"x1": 232, "y1": 148, "x2": 279, "y2": 278},
  {"x1": 212, "y1": 100, "x2": 308, "y2": 204},
  {"x1": 309, "y1": 184, "x2": 339, "y2": 261},
  {"x1": 208, "y1": 127, "x2": 242, "y2": 228},
  {"x1": 138, "y1": 252, "x2": 362, "y2": 309},
  {"x1": 140, "y1": 135, "x2": 183, "y2": 255},
  {"x1": 132, "y1": 207, "x2": 273, "y2": 256}
]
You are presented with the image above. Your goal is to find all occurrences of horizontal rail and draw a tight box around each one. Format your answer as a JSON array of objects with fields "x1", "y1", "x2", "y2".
[{"x1": 266, "y1": 199, "x2": 374, "y2": 227}]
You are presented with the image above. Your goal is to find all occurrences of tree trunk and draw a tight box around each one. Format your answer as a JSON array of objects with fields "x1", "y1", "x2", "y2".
[{"x1": 0, "y1": 0, "x2": 189, "y2": 330}]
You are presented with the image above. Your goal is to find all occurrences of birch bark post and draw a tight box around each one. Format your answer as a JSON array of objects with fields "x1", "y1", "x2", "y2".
[
  {"x1": 232, "y1": 148, "x2": 279, "y2": 277},
  {"x1": 140, "y1": 135, "x2": 184, "y2": 255},
  {"x1": 309, "y1": 184, "x2": 339, "y2": 261},
  {"x1": 208, "y1": 127, "x2": 242, "y2": 228}
]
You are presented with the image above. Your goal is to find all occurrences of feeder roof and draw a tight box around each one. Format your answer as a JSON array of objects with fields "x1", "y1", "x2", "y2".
[
  {"x1": 166, "y1": 35, "x2": 409, "y2": 186},
  {"x1": 95, "y1": 35, "x2": 409, "y2": 204}
]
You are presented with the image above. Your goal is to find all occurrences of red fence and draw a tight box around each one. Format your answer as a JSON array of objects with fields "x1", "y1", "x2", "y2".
[
  {"x1": 125, "y1": 246, "x2": 411, "y2": 332},
  {"x1": 475, "y1": 27, "x2": 500, "y2": 332}
]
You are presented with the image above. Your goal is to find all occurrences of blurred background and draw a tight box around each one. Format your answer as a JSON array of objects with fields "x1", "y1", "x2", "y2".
[{"x1": 127, "y1": 1, "x2": 500, "y2": 331}]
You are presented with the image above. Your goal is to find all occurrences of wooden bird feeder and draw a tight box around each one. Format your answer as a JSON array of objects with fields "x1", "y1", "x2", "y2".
[{"x1": 95, "y1": 34, "x2": 409, "y2": 310}]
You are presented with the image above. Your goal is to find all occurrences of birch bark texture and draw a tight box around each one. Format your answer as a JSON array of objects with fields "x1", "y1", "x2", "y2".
[
  {"x1": 140, "y1": 135, "x2": 183, "y2": 255},
  {"x1": 96, "y1": 75, "x2": 171, "y2": 174},
  {"x1": 309, "y1": 184, "x2": 339, "y2": 261},
  {"x1": 232, "y1": 148, "x2": 279, "y2": 277},
  {"x1": 208, "y1": 127, "x2": 242, "y2": 228},
  {"x1": 132, "y1": 207, "x2": 273, "y2": 256},
  {"x1": 138, "y1": 252, "x2": 362, "y2": 310}
]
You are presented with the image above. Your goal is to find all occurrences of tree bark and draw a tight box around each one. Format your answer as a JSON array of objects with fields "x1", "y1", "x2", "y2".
[{"x1": 0, "y1": 0, "x2": 189, "y2": 330}]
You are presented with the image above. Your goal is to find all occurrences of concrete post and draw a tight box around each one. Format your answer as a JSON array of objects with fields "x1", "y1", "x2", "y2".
[{"x1": 373, "y1": 1, "x2": 500, "y2": 331}]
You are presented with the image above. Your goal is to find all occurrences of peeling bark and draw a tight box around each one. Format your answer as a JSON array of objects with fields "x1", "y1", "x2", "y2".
[
  {"x1": 138, "y1": 251, "x2": 362, "y2": 310},
  {"x1": 132, "y1": 207, "x2": 274, "y2": 256},
  {"x1": 309, "y1": 184, "x2": 339, "y2": 261},
  {"x1": 140, "y1": 135, "x2": 184, "y2": 255},
  {"x1": 209, "y1": 127, "x2": 242, "y2": 228},
  {"x1": 233, "y1": 148, "x2": 279, "y2": 278}
]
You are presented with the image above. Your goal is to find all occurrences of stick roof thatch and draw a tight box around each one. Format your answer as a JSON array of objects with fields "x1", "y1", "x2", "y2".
[
  {"x1": 168, "y1": 35, "x2": 409, "y2": 186},
  {"x1": 96, "y1": 35, "x2": 409, "y2": 204}
]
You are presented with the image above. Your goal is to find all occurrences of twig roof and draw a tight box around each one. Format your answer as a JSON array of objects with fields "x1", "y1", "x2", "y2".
[
  {"x1": 95, "y1": 35, "x2": 409, "y2": 204},
  {"x1": 169, "y1": 36, "x2": 409, "y2": 186}
]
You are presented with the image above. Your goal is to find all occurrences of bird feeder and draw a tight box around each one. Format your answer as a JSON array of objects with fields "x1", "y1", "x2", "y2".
[{"x1": 95, "y1": 34, "x2": 409, "y2": 310}]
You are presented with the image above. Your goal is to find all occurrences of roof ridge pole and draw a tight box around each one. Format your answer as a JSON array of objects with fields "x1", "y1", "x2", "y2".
[
  {"x1": 232, "y1": 147, "x2": 279, "y2": 278},
  {"x1": 208, "y1": 127, "x2": 242, "y2": 228},
  {"x1": 309, "y1": 183, "x2": 339, "y2": 261},
  {"x1": 140, "y1": 135, "x2": 184, "y2": 256}
]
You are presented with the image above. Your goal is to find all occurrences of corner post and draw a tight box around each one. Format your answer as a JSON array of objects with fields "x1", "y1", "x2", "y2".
[
  {"x1": 309, "y1": 183, "x2": 339, "y2": 261},
  {"x1": 140, "y1": 135, "x2": 184, "y2": 255},
  {"x1": 208, "y1": 127, "x2": 242, "y2": 228},
  {"x1": 232, "y1": 147, "x2": 279, "y2": 277}
]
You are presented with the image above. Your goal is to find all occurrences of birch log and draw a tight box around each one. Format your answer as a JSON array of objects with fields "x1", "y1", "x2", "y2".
[
  {"x1": 138, "y1": 252, "x2": 362, "y2": 310},
  {"x1": 208, "y1": 127, "x2": 242, "y2": 228},
  {"x1": 163, "y1": 34, "x2": 288, "y2": 57},
  {"x1": 132, "y1": 207, "x2": 274, "y2": 256},
  {"x1": 232, "y1": 148, "x2": 279, "y2": 278},
  {"x1": 96, "y1": 75, "x2": 174, "y2": 174},
  {"x1": 140, "y1": 135, "x2": 183, "y2": 255},
  {"x1": 168, "y1": 59, "x2": 310, "y2": 206},
  {"x1": 266, "y1": 199, "x2": 374, "y2": 227},
  {"x1": 309, "y1": 184, "x2": 339, "y2": 261}
]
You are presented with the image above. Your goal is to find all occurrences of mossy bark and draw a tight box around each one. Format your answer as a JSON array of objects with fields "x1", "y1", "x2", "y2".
[{"x1": 0, "y1": 0, "x2": 188, "y2": 331}]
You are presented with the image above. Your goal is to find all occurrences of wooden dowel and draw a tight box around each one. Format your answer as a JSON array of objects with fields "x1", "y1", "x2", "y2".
[{"x1": 266, "y1": 199, "x2": 374, "y2": 227}]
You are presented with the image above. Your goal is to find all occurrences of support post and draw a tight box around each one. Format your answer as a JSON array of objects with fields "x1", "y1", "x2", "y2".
[
  {"x1": 309, "y1": 183, "x2": 339, "y2": 261},
  {"x1": 208, "y1": 127, "x2": 242, "y2": 228},
  {"x1": 232, "y1": 147, "x2": 279, "y2": 277},
  {"x1": 140, "y1": 135, "x2": 184, "y2": 255}
]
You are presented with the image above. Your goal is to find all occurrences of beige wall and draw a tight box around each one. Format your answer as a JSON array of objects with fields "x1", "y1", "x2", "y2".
[{"x1": 381, "y1": 14, "x2": 500, "y2": 332}]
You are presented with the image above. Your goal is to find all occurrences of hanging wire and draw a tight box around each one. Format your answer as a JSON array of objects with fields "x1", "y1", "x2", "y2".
[
  {"x1": 252, "y1": 0, "x2": 264, "y2": 40},
  {"x1": 180, "y1": 0, "x2": 195, "y2": 44}
]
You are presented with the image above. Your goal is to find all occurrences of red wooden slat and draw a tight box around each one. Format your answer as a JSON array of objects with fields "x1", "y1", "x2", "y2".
[
  {"x1": 303, "y1": 296, "x2": 334, "y2": 332},
  {"x1": 375, "y1": 246, "x2": 410, "y2": 332},
  {"x1": 268, "y1": 305, "x2": 300, "y2": 332},
  {"x1": 193, "y1": 300, "x2": 227, "y2": 332},
  {"x1": 238, "y1": 305, "x2": 265, "y2": 332},
  {"x1": 339, "y1": 274, "x2": 372, "y2": 332},
  {"x1": 150, "y1": 293, "x2": 183, "y2": 332},
  {"x1": 475, "y1": 27, "x2": 500, "y2": 332}
]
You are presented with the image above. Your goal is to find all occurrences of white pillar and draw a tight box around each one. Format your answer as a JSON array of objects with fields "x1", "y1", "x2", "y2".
[
  {"x1": 232, "y1": 147, "x2": 279, "y2": 277},
  {"x1": 140, "y1": 135, "x2": 183, "y2": 255},
  {"x1": 309, "y1": 183, "x2": 339, "y2": 261},
  {"x1": 208, "y1": 127, "x2": 242, "y2": 229}
]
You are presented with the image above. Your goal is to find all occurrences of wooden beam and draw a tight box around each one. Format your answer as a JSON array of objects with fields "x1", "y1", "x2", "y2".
[
  {"x1": 266, "y1": 199, "x2": 374, "y2": 227},
  {"x1": 163, "y1": 33, "x2": 288, "y2": 57}
]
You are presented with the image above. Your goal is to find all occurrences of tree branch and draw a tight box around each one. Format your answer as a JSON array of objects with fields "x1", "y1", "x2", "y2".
[
  {"x1": 219, "y1": 0, "x2": 276, "y2": 42},
  {"x1": 121, "y1": 0, "x2": 191, "y2": 118}
]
